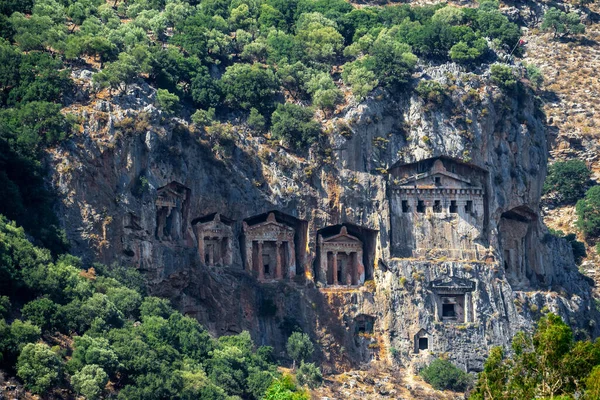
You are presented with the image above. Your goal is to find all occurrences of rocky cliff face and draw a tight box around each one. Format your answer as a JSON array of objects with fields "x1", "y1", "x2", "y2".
[{"x1": 50, "y1": 63, "x2": 599, "y2": 372}]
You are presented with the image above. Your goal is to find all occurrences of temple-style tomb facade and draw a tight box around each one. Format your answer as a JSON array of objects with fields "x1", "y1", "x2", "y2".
[
  {"x1": 243, "y1": 213, "x2": 296, "y2": 281},
  {"x1": 318, "y1": 226, "x2": 365, "y2": 286},
  {"x1": 389, "y1": 157, "x2": 488, "y2": 260},
  {"x1": 192, "y1": 213, "x2": 234, "y2": 267},
  {"x1": 155, "y1": 181, "x2": 191, "y2": 242}
]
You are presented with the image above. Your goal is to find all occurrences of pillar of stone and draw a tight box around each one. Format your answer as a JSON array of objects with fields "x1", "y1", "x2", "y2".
[
  {"x1": 225, "y1": 237, "x2": 233, "y2": 265},
  {"x1": 287, "y1": 240, "x2": 296, "y2": 279},
  {"x1": 275, "y1": 242, "x2": 283, "y2": 279},
  {"x1": 332, "y1": 252, "x2": 338, "y2": 285},
  {"x1": 245, "y1": 240, "x2": 253, "y2": 274},
  {"x1": 320, "y1": 250, "x2": 328, "y2": 286},
  {"x1": 197, "y1": 232, "x2": 205, "y2": 265},
  {"x1": 215, "y1": 238, "x2": 223, "y2": 265},
  {"x1": 257, "y1": 241, "x2": 264, "y2": 281},
  {"x1": 465, "y1": 292, "x2": 472, "y2": 323},
  {"x1": 356, "y1": 250, "x2": 365, "y2": 284}
]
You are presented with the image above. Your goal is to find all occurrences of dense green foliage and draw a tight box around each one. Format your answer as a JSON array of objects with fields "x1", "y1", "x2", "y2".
[
  {"x1": 420, "y1": 358, "x2": 472, "y2": 392},
  {"x1": 576, "y1": 186, "x2": 600, "y2": 239},
  {"x1": 544, "y1": 160, "x2": 591, "y2": 204},
  {"x1": 470, "y1": 313, "x2": 600, "y2": 399},
  {"x1": 286, "y1": 332, "x2": 314, "y2": 367},
  {"x1": 0, "y1": 215, "x2": 308, "y2": 398},
  {"x1": 542, "y1": 8, "x2": 585, "y2": 39}
]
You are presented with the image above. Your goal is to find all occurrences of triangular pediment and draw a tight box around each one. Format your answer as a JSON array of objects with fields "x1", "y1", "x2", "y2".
[
  {"x1": 399, "y1": 170, "x2": 472, "y2": 186},
  {"x1": 322, "y1": 226, "x2": 362, "y2": 244}
]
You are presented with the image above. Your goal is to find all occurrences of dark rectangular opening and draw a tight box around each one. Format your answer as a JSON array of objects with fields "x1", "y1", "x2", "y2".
[
  {"x1": 418, "y1": 337, "x2": 428, "y2": 351},
  {"x1": 449, "y1": 200, "x2": 458, "y2": 213},
  {"x1": 434, "y1": 177, "x2": 441, "y2": 185},
  {"x1": 417, "y1": 200, "x2": 425, "y2": 213},
  {"x1": 337, "y1": 267, "x2": 342, "y2": 283},
  {"x1": 264, "y1": 264, "x2": 270, "y2": 275},
  {"x1": 442, "y1": 304, "x2": 456, "y2": 318},
  {"x1": 433, "y1": 200, "x2": 442, "y2": 213},
  {"x1": 465, "y1": 200, "x2": 473, "y2": 213},
  {"x1": 402, "y1": 200, "x2": 410, "y2": 213}
]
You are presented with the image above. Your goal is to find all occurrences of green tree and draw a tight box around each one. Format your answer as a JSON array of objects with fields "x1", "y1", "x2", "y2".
[
  {"x1": 156, "y1": 88, "x2": 180, "y2": 116},
  {"x1": 17, "y1": 343, "x2": 63, "y2": 395},
  {"x1": 295, "y1": 12, "x2": 344, "y2": 64},
  {"x1": 140, "y1": 296, "x2": 174, "y2": 319},
  {"x1": 220, "y1": 63, "x2": 279, "y2": 112},
  {"x1": 247, "y1": 107, "x2": 266, "y2": 132},
  {"x1": 305, "y1": 72, "x2": 342, "y2": 111},
  {"x1": 271, "y1": 104, "x2": 320, "y2": 153},
  {"x1": 71, "y1": 364, "x2": 109, "y2": 400},
  {"x1": 420, "y1": 358, "x2": 472, "y2": 391},
  {"x1": 342, "y1": 59, "x2": 378, "y2": 101},
  {"x1": 576, "y1": 186, "x2": 600, "y2": 239},
  {"x1": 21, "y1": 298, "x2": 61, "y2": 332},
  {"x1": 286, "y1": 332, "x2": 314, "y2": 369},
  {"x1": 68, "y1": 335, "x2": 120, "y2": 376},
  {"x1": 542, "y1": 8, "x2": 585, "y2": 39},
  {"x1": 544, "y1": 160, "x2": 590, "y2": 204}
]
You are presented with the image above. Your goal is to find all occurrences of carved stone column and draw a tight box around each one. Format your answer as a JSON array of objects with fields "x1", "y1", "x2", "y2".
[
  {"x1": 224, "y1": 237, "x2": 233, "y2": 266},
  {"x1": 465, "y1": 292, "x2": 472, "y2": 323},
  {"x1": 287, "y1": 240, "x2": 296, "y2": 279},
  {"x1": 332, "y1": 252, "x2": 338, "y2": 285},
  {"x1": 257, "y1": 241, "x2": 264, "y2": 281},
  {"x1": 215, "y1": 238, "x2": 223, "y2": 265},
  {"x1": 157, "y1": 209, "x2": 167, "y2": 240},
  {"x1": 276, "y1": 242, "x2": 283, "y2": 279}
]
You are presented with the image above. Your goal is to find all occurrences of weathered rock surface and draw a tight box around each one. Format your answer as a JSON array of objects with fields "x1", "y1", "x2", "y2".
[{"x1": 50, "y1": 63, "x2": 599, "y2": 372}]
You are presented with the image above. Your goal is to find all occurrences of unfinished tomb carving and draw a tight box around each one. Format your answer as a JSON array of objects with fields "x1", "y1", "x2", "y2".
[
  {"x1": 499, "y1": 206, "x2": 538, "y2": 288},
  {"x1": 430, "y1": 277, "x2": 476, "y2": 324},
  {"x1": 243, "y1": 212, "x2": 306, "y2": 281},
  {"x1": 155, "y1": 182, "x2": 191, "y2": 242},
  {"x1": 389, "y1": 157, "x2": 488, "y2": 260},
  {"x1": 192, "y1": 213, "x2": 234, "y2": 267}
]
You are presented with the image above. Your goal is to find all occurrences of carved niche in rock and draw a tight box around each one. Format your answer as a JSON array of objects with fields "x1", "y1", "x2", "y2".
[
  {"x1": 318, "y1": 226, "x2": 365, "y2": 286},
  {"x1": 155, "y1": 182, "x2": 191, "y2": 242},
  {"x1": 499, "y1": 206, "x2": 537, "y2": 288},
  {"x1": 414, "y1": 328, "x2": 430, "y2": 354},
  {"x1": 243, "y1": 212, "x2": 297, "y2": 281},
  {"x1": 389, "y1": 157, "x2": 488, "y2": 261},
  {"x1": 192, "y1": 213, "x2": 234, "y2": 267},
  {"x1": 430, "y1": 277, "x2": 476, "y2": 324}
]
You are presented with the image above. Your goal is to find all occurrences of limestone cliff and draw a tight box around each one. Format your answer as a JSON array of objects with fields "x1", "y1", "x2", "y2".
[{"x1": 50, "y1": 62, "x2": 599, "y2": 373}]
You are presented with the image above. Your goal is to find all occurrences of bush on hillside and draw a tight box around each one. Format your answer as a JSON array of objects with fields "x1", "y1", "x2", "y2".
[
  {"x1": 544, "y1": 160, "x2": 590, "y2": 204},
  {"x1": 420, "y1": 358, "x2": 472, "y2": 392},
  {"x1": 576, "y1": 186, "x2": 600, "y2": 239}
]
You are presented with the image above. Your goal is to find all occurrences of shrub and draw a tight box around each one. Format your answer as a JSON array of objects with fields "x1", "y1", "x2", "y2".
[
  {"x1": 576, "y1": 186, "x2": 600, "y2": 239},
  {"x1": 17, "y1": 343, "x2": 62, "y2": 395},
  {"x1": 264, "y1": 374, "x2": 309, "y2": 400},
  {"x1": 156, "y1": 89, "x2": 180, "y2": 116},
  {"x1": 420, "y1": 358, "x2": 472, "y2": 392},
  {"x1": 270, "y1": 103, "x2": 320, "y2": 153},
  {"x1": 71, "y1": 364, "x2": 109, "y2": 400},
  {"x1": 415, "y1": 80, "x2": 446, "y2": 104},
  {"x1": 247, "y1": 107, "x2": 266, "y2": 132},
  {"x1": 544, "y1": 160, "x2": 590, "y2": 204},
  {"x1": 191, "y1": 108, "x2": 216, "y2": 128},
  {"x1": 490, "y1": 64, "x2": 516, "y2": 90},
  {"x1": 541, "y1": 8, "x2": 585, "y2": 39},
  {"x1": 296, "y1": 361, "x2": 322, "y2": 389}
]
